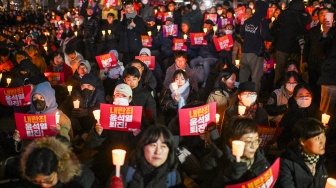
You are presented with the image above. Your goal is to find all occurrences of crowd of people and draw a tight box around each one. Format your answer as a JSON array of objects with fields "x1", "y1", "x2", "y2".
[{"x1": 0, "y1": 0, "x2": 336, "y2": 187}]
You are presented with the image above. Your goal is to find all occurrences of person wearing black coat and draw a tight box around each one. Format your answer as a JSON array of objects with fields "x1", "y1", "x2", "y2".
[
  {"x1": 98, "y1": 13, "x2": 119, "y2": 54},
  {"x1": 81, "y1": 6, "x2": 99, "y2": 61},
  {"x1": 116, "y1": 1, "x2": 147, "y2": 65},
  {"x1": 275, "y1": 118, "x2": 328, "y2": 188}
]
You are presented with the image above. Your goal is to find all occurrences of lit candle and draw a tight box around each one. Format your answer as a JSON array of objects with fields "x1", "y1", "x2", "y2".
[
  {"x1": 238, "y1": 105, "x2": 246, "y2": 116},
  {"x1": 216, "y1": 114, "x2": 220, "y2": 124},
  {"x1": 93, "y1": 110, "x2": 101, "y2": 124},
  {"x1": 112, "y1": 149, "x2": 126, "y2": 177},
  {"x1": 235, "y1": 60, "x2": 240, "y2": 65},
  {"x1": 73, "y1": 100, "x2": 80, "y2": 108},
  {"x1": 74, "y1": 31, "x2": 78, "y2": 36},
  {"x1": 147, "y1": 31, "x2": 152, "y2": 36},
  {"x1": 213, "y1": 25, "x2": 218, "y2": 33},
  {"x1": 67, "y1": 85, "x2": 72, "y2": 95},
  {"x1": 168, "y1": 12, "x2": 172, "y2": 16},
  {"x1": 171, "y1": 82, "x2": 178, "y2": 91},
  {"x1": 274, "y1": 63, "x2": 276, "y2": 69},
  {"x1": 44, "y1": 46, "x2": 48, "y2": 51},
  {"x1": 154, "y1": 9, "x2": 157, "y2": 14},
  {"x1": 106, "y1": 2, "x2": 110, "y2": 8},
  {"x1": 102, "y1": 30, "x2": 106, "y2": 35},
  {"x1": 326, "y1": 178, "x2": 336, "y2": 188},
  {"x1": 6, "y1": 78, "x2": 11, "y2": 85},
  {"x1": 55, "y1": 111, "x2": 60, "y2": 124},
  {"x1": 71, "y1": 23, "x2": 74, "y2": 27},
  {"x1": 271, "y1": 17, "x2": 275, "y2": 22},
  {"x1": 157, "y1": 25, "x2": 161, "y2": 31},
  {"x1": 232, "y1": 140, "x2": 245, "y2": 162},
  {"x1": 322, "y1": 113, "x2": 330, "y2": 126},
  {"x1": 0, "y1": 73, "x2": 2, "y2": 81},
  {"x1": 76, "y1": 21, "x2": 80, "y2": 25},
  {"x1": 203, "y1": 28, "x2": 207, "y2": 33},
  {"x1": 108, "y1": 30, "x2": 111, "y2": 35},
  {"x1": 183, "y1": 34, "x2": 187, "y2": 40}
]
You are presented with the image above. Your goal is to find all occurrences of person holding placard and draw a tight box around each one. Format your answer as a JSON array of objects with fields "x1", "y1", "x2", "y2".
[
  {"x1": 278, "y1": 83, "x2": 323, "y2": 149},
  {"x1": 224, "y1": 81, "x2": 269, "y2": 127},
  {"x1": 276, "y1": 118, "x2": 328, "y2": 188},
  {"x1": 201, "y1": 116, "x2": 270, "y2": 187},
  {"x1": 108, "y1": 125, "x2": 182, "y2": 187},
  {"x1": 160, "y1": 69, "x2": 199, "y2": 125},
  {"x1": 45, "y1": 51, "x2": 73, "y2": 82}
]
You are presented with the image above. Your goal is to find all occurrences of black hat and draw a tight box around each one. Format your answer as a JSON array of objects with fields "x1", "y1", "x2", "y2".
[
  {"x1": 81, "y1": 73, "x2": 97, "y2": 88},
  {"x1": 181, "y1": 19, "x2": 191, "y2": 27},
  {"x1": 87, "y1": 5, "x2": 94, "y2": 10},
  {"x1": 146, "y1": 16, "x2": 155, "y2": 22},
  {"x1": 238, "y1": 81, "x2": 257, "y2": 94},
  {"x1": 166, "y1": 17, "x2": 174, "y2": 23},
  {"x1": 204, "y1": 19, "x2": 215, "y2": 26}
]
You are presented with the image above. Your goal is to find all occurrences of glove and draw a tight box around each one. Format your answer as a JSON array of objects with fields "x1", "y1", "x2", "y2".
[
  {"x1": 109, "y1": 176, "x2": 123, "y2": 188},
  {"x1": 71, "y1": 108, "x2": 89, "y2": 118},
  {"x1": 226, "y1": 162, "x2": 248, "y2": 180}
]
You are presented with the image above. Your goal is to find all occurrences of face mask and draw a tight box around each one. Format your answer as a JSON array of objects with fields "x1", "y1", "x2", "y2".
[
  {"x1": 225, "y1": 30, "x2": 233, "y2": 35},
  {"x1": 192, "y1": 5, "x2": 197, "y2": 10},
  {"x1": 286, "y1": 83, "x2": 296, "y2": 93},
  {"x1": 296, "y1": 97, "x2": 312, "y2": 108},
  {"x1": 33, "y1": 99, "x2": 46, "y2": 111},
  {"x1": 217, "y1": 10, "x2": 223, "y2": 15},
  {"x1": 113, "y1": 98, "x2": 129, "y2": 106},
  {"x1": 142, "y1": 0, "x2": 148, "y2": 4},
  {"x1": 81, "y1": 88, "x2": 94, "y2": 98},
  {"x1": 241, "y1": 94, "x2": 257, "y2": 107},
  {"x1": 200, "y1": 6, "x2": 206, "y2": 11},
  {"x1": 249, "y1": 5, "x2": 254, "y2": 9},
  {"x1": 326, "y1": 4, "x2": 331, "y2": 8}
]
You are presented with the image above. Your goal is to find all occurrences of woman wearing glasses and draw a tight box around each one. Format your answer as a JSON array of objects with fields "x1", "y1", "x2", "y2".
[
  {"x1": 200, "y1": 116, "x2": 270, "y2": 187},
  {"x1": 223, "y1": 81, "x2": 269, "y2": 127}
]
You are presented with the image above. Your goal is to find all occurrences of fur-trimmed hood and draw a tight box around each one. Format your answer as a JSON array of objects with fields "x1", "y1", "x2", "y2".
[{"x1": 20, "y1": 137, "x2": 82, "y2": 183}]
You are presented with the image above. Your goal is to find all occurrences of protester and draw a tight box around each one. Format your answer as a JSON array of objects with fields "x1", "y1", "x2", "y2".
[{"x1": 45, "y1": 51, "x2": 73, "y2": 82}]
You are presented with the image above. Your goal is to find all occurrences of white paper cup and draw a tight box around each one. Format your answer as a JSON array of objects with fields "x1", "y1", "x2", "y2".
[
  {"x1": 326, "y1": 178, "x2": 336, "y2": 188},
  {"x1": 325, "y1": 13, "x2": 334, "y2": 27},
  {"x1": 232, "y1": 140, "x2": 245, "y2": 162},
  {"x1": 112, "y1": 149, "x2": 126, "y2": 177},
  {"x1": 238, "y1": 105, "x2": 246, "y2": 116}
]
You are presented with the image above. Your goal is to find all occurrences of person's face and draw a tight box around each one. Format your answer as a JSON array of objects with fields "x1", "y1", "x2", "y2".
[
  {"x1": 131, "y1": 62, "x2": 144, "y2": 75},
  {"x1": 318, "y1": 9, "x2": 329, "y2": 24},
  {"x1": 174, "y1": 73, "x2": 186, "y2": 88},
  {"x1": 68, "y1": 52, "x2": 76, "y2": 60},
  {"x1": 53, "y1": 54, "x2": 63, "y2": 65},
  {"x1": 301, "y1": 132, "x2": 326, "y2": 155},
  {"x1": 78, "y1": 65, "x2": 88, "y2": 77},
  {"x1": 107, "y1": 15, "x2": 113, "y2": 24},
  {"x1": 274, "y1": 9, "x2": 281, "y2": 19},
  {"x1": 209, "y1": 7, "x2": 216, "y2": 14},
  {"x1": 147, "y1": 21, "x2": 155, "y2": 27},
  {"x1": 114, "y1": 92, "x2": 131, "y2": 102},
  {"x1": 286, "y1": 76, "x2": 297, "y2": 93},
  {"x1": 168, "y1": 4, "x2": 175, "y2": 12},
  {"x1": 81, "y1": 83, "x2": 95, "y2": 91},
  {"x1": 226, "y1": 12, "x2": 233, "y2": 18},
  {"x1": 31, "y1": 172, "x2": 58, "y2": 188},
  {"x1": 294, "y1": 88, "x2": 312, "y2": 101},
  {"x1": 16, "y1": 54, "x2": 26, "y2": 64},
  {"x1": 245, "y1": 8, "x2": 252, "y2": 15},
  {"x1": 181, "y1": 23, "x2": 189, "y2": 33},
  {"x1": 287, "y1": 64, "x2": 298, "y2": 73},
  {"x1": 175, "y1": 56, "x2": 187, "y2": 69},
  {"x1": 224, "y1": 73, "x2": 236, "y2": 89},
  {"x1": 144, "y1": 134, "x2": 169, "y2": 167},
  {"x1": 125, "y1": 5, "x2": 135, "y2": 14},
  {"x1": 32, "y1": 93, "x2": 45, "y2": 101},
  {"x1": 203, "y1": 23, "x2": 213, "y2": 32},
  {"x1": 124, "y1": 75, "x2": 140, "y2": 89},
  {"x1": 86, "y1": 9, "x2": 93, "y2": 16},
  {"x1": 239, "y1": 132, "x2": 260, "y2": 159}
]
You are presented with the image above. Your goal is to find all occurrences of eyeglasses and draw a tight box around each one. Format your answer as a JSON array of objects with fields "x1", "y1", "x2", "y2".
[
  {"x1": 241, "y1": 92, "x2": 257, "y2": 97},
  {"x1": 244, "y1": 139, "x2": 261, "y2": 148}
]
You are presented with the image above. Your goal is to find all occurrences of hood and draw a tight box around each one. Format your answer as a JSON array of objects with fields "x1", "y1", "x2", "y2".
[
  {"x1": 254, "y1": 0, "x2": 269, "y2": 19},
  {"x1": 77, "y1": 59, "x2": 91, "y2": 73},
  {"x1": 20, "y1": 137, "x2": 82, "y2": 183},
  {"x1": 18, "y1": 59, "x2": 41, "y2": 76},
  {"x1": 109, "y1": 49, "x2": 119, "y2": 60},
  {"x1": 30, "y1": 81, "x2": 58, "y2": 114},
  {"x1": 139, "y1": 48, "x2": 151, "y2": 56}
]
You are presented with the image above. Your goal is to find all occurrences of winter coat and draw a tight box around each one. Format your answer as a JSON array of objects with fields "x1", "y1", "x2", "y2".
[
  {"x1": 31, "y1": 54, "x2": 47, "y2": 74},
  {"x1": 183, "y1": 9, "x2": 203, "y2": 32},
  {"x1": 264, "y1": 85, "x2": 291, "y2": 122},
  {"x1": 117, "y1": 14, "x2": 146, "y2": 53},
  {"x1": 198, "y1": 30, "x2": 218, "y2": 58},
  {"x1": 139, "y1": 4, "x2": 154, "y2": 22},
  {"x1": 278, "y1": 99, "x2": 322, "y2": 149},
  {"x1": 82, "y1": 15, "x2": 99, "y2": 40},
  {"x1": 275, "y1": 143, "x2": 328, "y2": 188},
  {"x1": 132, "y1": 84, "x2": 157, "y2": 121}
]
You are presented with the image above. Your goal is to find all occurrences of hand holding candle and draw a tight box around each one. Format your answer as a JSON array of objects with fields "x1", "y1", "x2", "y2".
[
  {"x1": 235, "y1": 60, "x2": 240, "y2": 66},
  {"x1": 322, "y1": 113, "x2": 330, "y2": 126},
  {"x1": 157, "y1": 25, "x2": 161, "y2": 31},
  {"x1": 108, "y1": 30, "x2": 111, "y2": 35},
  {"x1": 93, "y1": 110, "x2": 101, "y2": 124},
  {"x1": 147, "y1": 31, "x2": 152, "y2": 36},
  {"x1": 67, "y1": 85, "x2": 72, "y2": 95},
  {"x1": 171, "y1": 82, "x2": 178, "y2": 91},
  {"x1": 73, "y1": 100, "x2": 80, "y2": 108},
  {"x1": 74, "y1": 31, "x2": 78, "y2": 36},
  {"x1": 238, "y1": 105, "x2": 246, "y2": 116},
  {"x1": 213, "y1": 25, "x2": 218, "y2": 33},
  {"x1": 102, "y1": 30, "x2": 106, "y2": 35},
  {"x1": 232, "y1": 140, "x2": 245, "y2": 162},
  {"x1": 6, "y1": 78, "x2": 11, "y2": 86},
  {"x1": 183, "y1": 34, "x2": 187, "y2": 40},
  {"x1": 216, "y1": 114, "x2": 220, "y2": 124},
  {"x1": 203, "y1": 28, "x2": 208, "y2": 33},
  {"x1": 112, "y1": 149, "x2": 126, "y2": 177}
]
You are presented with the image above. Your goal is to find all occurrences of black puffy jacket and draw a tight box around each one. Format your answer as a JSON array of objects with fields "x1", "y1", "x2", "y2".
[{"x1": 82, "y1": 15, "x2": 99, "y2": 40}]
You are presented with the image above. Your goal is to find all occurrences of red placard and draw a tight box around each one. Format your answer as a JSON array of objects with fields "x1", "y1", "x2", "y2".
[
  {"x1": 14, "y1": 113, "x2": 58, "y2": 139},
  {"x1": 258, "y1": 125, "x2": 284, "y2": 148},
  {"x1": 104, "y1": 0, "x2": 117, "y2": 6},
  {"x1": 226, "y1": 158, "x2": 280, "y2": 188},
  {"x1": 172, "y1": 38, "x2": 187, "y2": 51},
  {"x1": 0, "y1": 61, "x2": 14, "y2": 72},
  {"x1": 266, "y1": 7, "x2": 276, "y2": 19},
  {"x1": 134, "y1": 56, "x2": 155, "y2": 70},
  {"x1": 234, "y1": 6, "x2": 246, "y2": 19},
  {"x1": 238, "y1": 13, "x2": 251, "y2": 25},
  {"x1": 95, "y1": 52, "x2": 118, "y2": 69},
  {"x1": 178, "y1": 102, "x2": 216, "y2": 136},
  {"x1": 214, "y1": 34, "x2": 234, "y2": 51},
  {"x1": 306, "y1": 6, "x2": 315, "y2": 15},
  {"x1": 156, "y1": 12, "x2": 163, "y2": 21},
  {"x1": 100, "y1": 103, "x2": 142, "y2": 132},
  {"x1": 163, "y1": 24, "x2": 178, "y2": 37},
  {"x1": 141, "y1": 35, "x2": 152, "y2": 47},
  {"x1": 204, "y1": 14, "x2": 218, "y2": 24},
  {"x1": 190, "y1": 33, "x2": 207, "y2": 46},
  {"x1": 0, "y1": 86, "x2": 32, "y2": 106},
  {"x1": 44, "y1": 72, "x2": 65, "y2": 85}
]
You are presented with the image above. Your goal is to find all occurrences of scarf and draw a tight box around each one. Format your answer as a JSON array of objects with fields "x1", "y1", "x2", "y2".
[
  {"x1": 302, "y1": 151, "x2": 320, "y2": 165},
  {"x1": 52, "y1": 62, "x2": 64, "y2": 72},
  {"x1": 126, "y1": 11, "x2": 137, "y2": 29},
  {"x1": 238, "y1": 101, "x2": 258, "y2": 119},
  {"x1": 169, "y1": 80, "x2": 190, "y2": 109}
]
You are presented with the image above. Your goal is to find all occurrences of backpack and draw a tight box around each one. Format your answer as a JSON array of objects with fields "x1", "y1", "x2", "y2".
[{"x1": 125, "y1": 166, "x2": 177, "y2": 187}]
